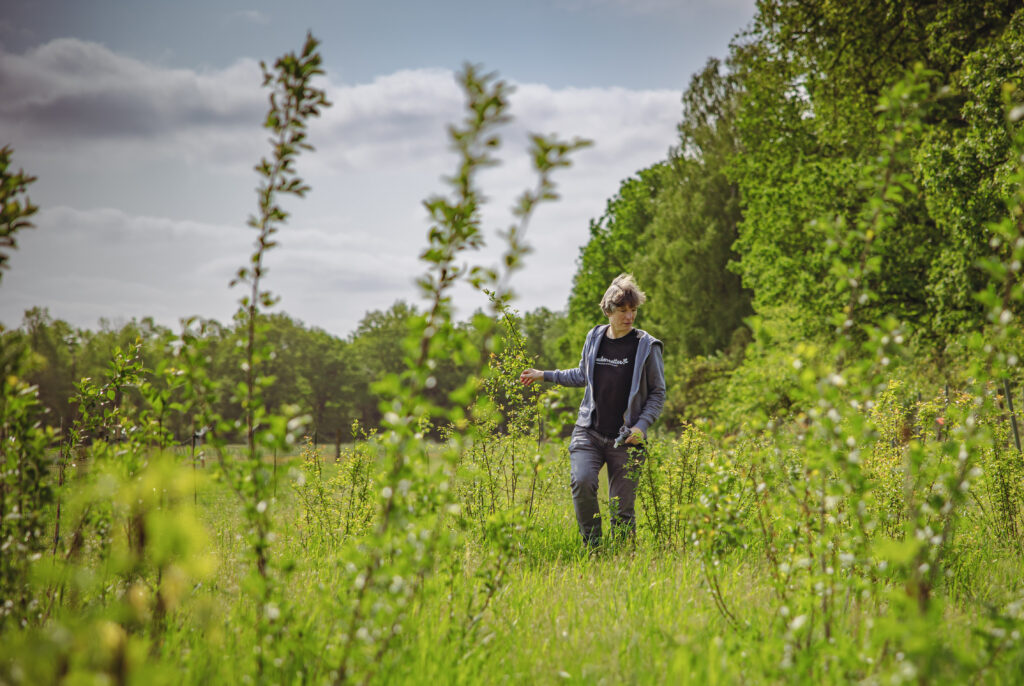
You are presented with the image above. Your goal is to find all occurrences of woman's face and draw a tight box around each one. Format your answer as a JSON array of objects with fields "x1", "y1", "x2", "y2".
[{"x1": 606, "y1": 304, "x2": 637, "y2": 332}]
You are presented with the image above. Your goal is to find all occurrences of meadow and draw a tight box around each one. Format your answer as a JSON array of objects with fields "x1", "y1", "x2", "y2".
[
  {"x1": 4, "y1": 17, "x2": 1024, "y2": 685},
  {"x1": 5, "y1": 387, "x2": 1024, "y2": 684}
]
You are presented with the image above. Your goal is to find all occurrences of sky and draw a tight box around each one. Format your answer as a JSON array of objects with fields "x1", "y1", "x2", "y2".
[{"x1": 0, "y1": 0, "x2": 757, "y2": 338}]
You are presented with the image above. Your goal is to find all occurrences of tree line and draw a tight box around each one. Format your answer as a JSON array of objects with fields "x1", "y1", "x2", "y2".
[
  {"x1": 1, "y1": 303, "x2": 573, "y2": 446},
  {"x1": 565, "y1": 0, "x2": 1024, "y2": 425}
]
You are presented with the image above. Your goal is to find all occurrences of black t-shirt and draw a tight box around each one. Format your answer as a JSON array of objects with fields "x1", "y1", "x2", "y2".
[{"x1": 592, "y1": 329, "x2": 639, "y2": 436}]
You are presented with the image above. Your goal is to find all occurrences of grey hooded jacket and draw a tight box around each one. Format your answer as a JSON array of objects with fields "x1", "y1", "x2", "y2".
[{"x1": 543, "y1": 325, "x2": 666, "y2": 439}]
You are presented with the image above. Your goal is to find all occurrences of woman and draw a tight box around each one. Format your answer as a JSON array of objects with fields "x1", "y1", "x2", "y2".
[{"x1": 520, "y1": 274, "x2": 665, "y2": 546}]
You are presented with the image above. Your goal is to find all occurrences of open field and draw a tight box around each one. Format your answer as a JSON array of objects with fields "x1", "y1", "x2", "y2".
[{"x1": 5, "y1": 406, "x2": 1024, "y2": 684}]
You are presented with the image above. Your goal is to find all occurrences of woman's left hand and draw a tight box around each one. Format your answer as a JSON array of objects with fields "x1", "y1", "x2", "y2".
[{"x1": 624, "y1": 427, "x2": 644, "y2": 445}]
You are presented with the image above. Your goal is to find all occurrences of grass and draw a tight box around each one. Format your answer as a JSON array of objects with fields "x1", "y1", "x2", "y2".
[
  {"x1": 145, "y1": 448, "x2": 1023, "y2": 685},
  {"x1": 8, "y1": 434, "x2": 1024, "y2": 685}
]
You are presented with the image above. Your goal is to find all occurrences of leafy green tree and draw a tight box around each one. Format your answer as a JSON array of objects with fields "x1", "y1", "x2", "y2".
[
  {"x1": 296, "y1": 325, "x2": 356, "y2": 444},
  {"x1": 636, "y1": 58, "x2": 751, "y2": 358},
  {"x1": 519, "y1": 306, "x2": 568, "y2": 370},
  {"x1": 348, "y1": 301, "x2": 418, "y2": 426},
  {"x1": 567, "y1": 163, "x2": 667, "y2": 325},
  {"x1": 730, "y1": 0, "x2": 1021, "y2": 340},
  {"x1": 916, "y1": 9, "x2": 1024, "y2": 334},
  {"x1": 0, "y1": 148, "x2": 52, "y2": 629},
  {"x1": 258, "y1": 312, "x2": 308, "y2": 418},
  {"x1": 20, "y1": 307, "x2": 78, "y2": 428},
  {"x1": 0, "y1": 146, "x2": 37, "y2": 280}
]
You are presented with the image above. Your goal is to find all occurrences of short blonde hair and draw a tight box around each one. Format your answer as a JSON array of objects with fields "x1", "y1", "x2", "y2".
[{"x1": 600, "y1": 273, "x2": 646, "y2": 315}]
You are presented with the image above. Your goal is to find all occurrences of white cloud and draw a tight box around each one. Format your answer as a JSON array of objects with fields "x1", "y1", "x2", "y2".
[
  {"x1": 0, "y1": 38, "x2": 263, "y2": 150},
  {"x1": 314, "y1": 68, "x2": 461, "y2": 170},
  {"x1": 0, "y1": 206, "x2": 417, "y2": 335},
  {"x1": 0, "y1": 39, "x2": 682, "y2": 335}
]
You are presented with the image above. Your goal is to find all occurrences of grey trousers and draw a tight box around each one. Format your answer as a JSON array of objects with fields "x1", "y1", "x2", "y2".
[{"x1": 568, "y1": 425, "x2": 645, "y2": 545}]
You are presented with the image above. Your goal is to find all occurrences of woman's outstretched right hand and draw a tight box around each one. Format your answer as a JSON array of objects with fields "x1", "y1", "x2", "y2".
[{"x1": 519, "y1": 368, "x2": 543, "y2": 386}]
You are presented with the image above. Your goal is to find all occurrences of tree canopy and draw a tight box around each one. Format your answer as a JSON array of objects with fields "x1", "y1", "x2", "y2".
[{"x1": 562, "y1": 0, "x2": 1024, "y2": 425}]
